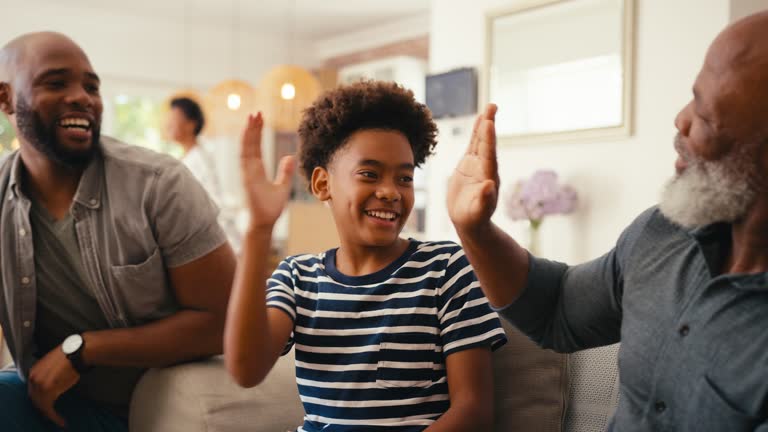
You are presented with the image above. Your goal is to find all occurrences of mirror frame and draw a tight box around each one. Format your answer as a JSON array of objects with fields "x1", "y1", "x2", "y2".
[{"x1": 484, "y1": 0, "x2": 635, "y2": 145}]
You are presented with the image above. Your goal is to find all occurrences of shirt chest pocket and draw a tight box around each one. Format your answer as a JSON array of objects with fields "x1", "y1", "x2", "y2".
[
  {"x1": 684, "y1": 376, "x2": 760, "y2": 432},
  {"x1": 109, "y1": 247, "x2": 174, "y2": 323},
  {"x1": 375, "y1": 338, "x2": 437, "y2": 389}
]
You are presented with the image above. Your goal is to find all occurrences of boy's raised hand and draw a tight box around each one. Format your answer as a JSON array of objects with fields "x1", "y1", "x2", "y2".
[
  {"x1": 447, "y1": 104, "x2": 500, "y2": 233},
  {"x1": 240, "y1": 112, "x2": 296, "y2": 229}
]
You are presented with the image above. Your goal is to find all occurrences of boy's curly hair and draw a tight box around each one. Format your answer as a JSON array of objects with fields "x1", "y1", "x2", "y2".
[{"x1": 297, "y1": 80, "x2": 438, "y2": 183}]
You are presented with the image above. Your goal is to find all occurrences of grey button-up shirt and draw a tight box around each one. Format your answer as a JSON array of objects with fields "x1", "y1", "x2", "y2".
[
  {"x1": 500, "y1": 207, "x2": 768, "y2": 431},
  {"x1": 0, "y1": 137, "x2": 227, "y2": 379}
]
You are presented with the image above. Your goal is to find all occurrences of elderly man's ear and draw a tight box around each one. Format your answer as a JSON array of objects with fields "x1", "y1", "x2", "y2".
[{"x1": 0, "y1": 83, "x2": 14, "y2": 116}]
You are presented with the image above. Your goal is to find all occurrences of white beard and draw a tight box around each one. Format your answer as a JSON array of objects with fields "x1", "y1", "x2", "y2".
[{"x1": 659, "y1": 147, "x2": 755, "y2": 228}]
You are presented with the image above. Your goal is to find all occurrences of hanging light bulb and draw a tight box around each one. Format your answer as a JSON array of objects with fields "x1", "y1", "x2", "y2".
[
  {"x1": 205, "y1": 0, "x2": 257, "y2": 135},
  {"x1": 258, "y1": 1, "x2": 322, "y2": 132},
  {"x1": 259, "y1": 65, "x2": 321, "y2": 132},
  {"x1": 206, "y1": 80, "x2": 258, "y2": 136},
  {"x1": 280, "y1": 83, "x2": 296, "y2": 100},
  {"x1": 227, "y1": 93, "x2": 242, "y2": 110}
]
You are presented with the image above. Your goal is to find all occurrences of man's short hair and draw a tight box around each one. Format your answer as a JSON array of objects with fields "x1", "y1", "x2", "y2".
[{"x1": 170, "y1": 97, "x2": 205, "y2": 136}]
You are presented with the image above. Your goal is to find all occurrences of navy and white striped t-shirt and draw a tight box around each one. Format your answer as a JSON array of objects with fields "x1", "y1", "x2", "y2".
[{"x1": 266, "y1": 240, "x2": 507, "y2": 432}]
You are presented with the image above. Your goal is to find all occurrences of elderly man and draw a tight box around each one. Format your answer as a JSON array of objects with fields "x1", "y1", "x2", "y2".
[
  {"x1": 447, "y1": 11, "x2": 768, "y2": 432},
  {"x1": 0, "y1": 32, "x2": 236, "y2": 431}
]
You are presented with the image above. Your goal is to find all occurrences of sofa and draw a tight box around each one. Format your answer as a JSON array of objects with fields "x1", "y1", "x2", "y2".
[{"x1": 129, "y1": 320, "x2": 620, "y2": 432}]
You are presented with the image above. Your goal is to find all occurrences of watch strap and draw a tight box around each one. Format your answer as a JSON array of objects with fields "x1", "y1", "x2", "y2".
[{"x1": 65, "y1": 338, "x2": 91, "y2": 374}]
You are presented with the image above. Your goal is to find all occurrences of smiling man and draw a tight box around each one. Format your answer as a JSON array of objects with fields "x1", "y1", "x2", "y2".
[
  {"x1": 447, "y1": 11, "x2": 768, "y2": 432},
  {"x1": 0, "y1": 32, "x2": 236, "y2": 431}
]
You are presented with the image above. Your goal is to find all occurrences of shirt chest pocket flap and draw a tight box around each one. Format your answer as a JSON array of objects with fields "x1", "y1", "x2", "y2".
[
  {"x1": 109, "y1": 247, "x2": 170, "y2": 321},
  {"x1": 686, "y1": 376, "x2": 760, "y2": 431},
  {"x1": 376, "y1": 337, "x2": 437, "y2": 389}
]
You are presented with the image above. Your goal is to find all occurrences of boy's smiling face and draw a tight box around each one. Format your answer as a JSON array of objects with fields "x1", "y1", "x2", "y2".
[{"x1": 312, "y1": 129, "x2": 415, "y2": 248}]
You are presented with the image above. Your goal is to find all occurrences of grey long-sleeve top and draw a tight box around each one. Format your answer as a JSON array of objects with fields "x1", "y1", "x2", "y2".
[{"x1": 498, "y1": 207, "x2": 768, "y2": 431}]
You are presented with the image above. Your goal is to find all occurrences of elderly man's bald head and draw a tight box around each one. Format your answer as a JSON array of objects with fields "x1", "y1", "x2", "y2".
[
  {"x1": 709, "y1": 11, "x2": 768, "y2": 91},
  {"x1": 676, "y1": 11, "x2": 768, "y2": 160},
  {"x1": 718, "y1": 11, "x2": 768, "y2": 60}
]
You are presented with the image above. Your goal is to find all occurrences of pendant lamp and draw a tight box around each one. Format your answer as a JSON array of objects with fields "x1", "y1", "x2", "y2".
[
  {"x1": 206, "y1": 0, "x2": 258, "y2": 136},
  {"x1": 258, "y1": 65, "x2": 321, "y2": 132}
]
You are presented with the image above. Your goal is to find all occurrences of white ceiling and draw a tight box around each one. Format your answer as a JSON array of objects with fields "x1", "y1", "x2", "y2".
[{"x1": 29, "y1": 0, "x2": 431, "y2": 39}]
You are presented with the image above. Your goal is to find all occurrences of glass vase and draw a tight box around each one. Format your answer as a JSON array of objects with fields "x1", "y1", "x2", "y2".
[{"x1": 528, "y1": 219, "x2": 542, "y2": 255}]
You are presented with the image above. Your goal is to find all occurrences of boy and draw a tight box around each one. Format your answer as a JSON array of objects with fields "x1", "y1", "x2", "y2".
[{"x1": 225, "y1": 81, "x2": 506, "y2": 432}]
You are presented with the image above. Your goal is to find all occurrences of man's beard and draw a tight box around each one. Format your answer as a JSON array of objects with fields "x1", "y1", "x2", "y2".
[
  {"x1": 15, "y1": 95, "x2": 100, "y2": 168},
  {"x1": 659, "y1": 134, "x2": 756, "y2": 228}
]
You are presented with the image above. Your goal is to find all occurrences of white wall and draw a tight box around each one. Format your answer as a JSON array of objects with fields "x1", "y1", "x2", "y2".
[
  {"x1": 425, "y1": 0, "x2": 729, "y2": 263},
  {"x1": 0, "y1": 1, "x2": 314, "y2": 91},
  {"x1": 730, "y1": 0, "x2": 768, "y2": 21},
  {"x1": 311, "y1": 14, "x2": 430, "y2": 64}
]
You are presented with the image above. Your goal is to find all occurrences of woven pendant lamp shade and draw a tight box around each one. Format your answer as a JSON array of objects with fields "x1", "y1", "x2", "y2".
[
  {"x1": 205, "y1": 79, "x2": 258, "y2": 137},
  {"x1": 160, "y1": 89, "x2": 206, "y2": 140},
  {"x1": 258, "y1": 65, "x2": 321, "y2": 132}
]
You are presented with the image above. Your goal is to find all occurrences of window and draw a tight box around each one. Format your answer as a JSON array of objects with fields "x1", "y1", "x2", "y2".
[
  {"x1": 0, "y1": 113, "x2": 17, "y2": 157},
  {"x1": 111, "y1": 95, "x2": 180, "y2": 157}
]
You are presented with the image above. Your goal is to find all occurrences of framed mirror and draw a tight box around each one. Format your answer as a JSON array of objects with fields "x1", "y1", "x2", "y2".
[{"x1": 486, "y1": 0, "x2": 634, "y2": 144}]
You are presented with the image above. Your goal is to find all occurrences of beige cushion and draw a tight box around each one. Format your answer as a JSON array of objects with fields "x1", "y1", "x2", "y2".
[
  {"x1": 493, "y1": 319, "x2": 569, "y2": 432},
  {"x1": 129, "y1": 351, "x2": 304, "y2": 432}
]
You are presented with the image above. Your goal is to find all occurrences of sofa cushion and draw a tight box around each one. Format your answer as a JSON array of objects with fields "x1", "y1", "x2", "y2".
[
  {"x1": 130, "y1": 351, "x2": 304, "y2": 432},
  {"x1": 493, "y1": 319, "x2": 568, "y2": 432}
]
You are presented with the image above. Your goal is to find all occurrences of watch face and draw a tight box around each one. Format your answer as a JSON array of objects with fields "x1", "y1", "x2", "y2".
[{"x1": 62, "y1": 334, "x2": 83, "y2": 355}]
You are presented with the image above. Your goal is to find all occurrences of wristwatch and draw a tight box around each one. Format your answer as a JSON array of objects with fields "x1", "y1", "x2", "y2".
[{"x1": 62, "y1": 334, "x2": 90, "y2": 374}]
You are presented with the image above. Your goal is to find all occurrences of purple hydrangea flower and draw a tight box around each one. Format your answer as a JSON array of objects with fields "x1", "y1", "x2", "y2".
[{"x1": 505, "y1": 170, "x2": 578, "y2": 223}]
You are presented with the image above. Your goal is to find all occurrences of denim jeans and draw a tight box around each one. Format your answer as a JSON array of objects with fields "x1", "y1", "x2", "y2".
[{"x1": 0, "y1": 370, "x2": 128, "y2": 432}]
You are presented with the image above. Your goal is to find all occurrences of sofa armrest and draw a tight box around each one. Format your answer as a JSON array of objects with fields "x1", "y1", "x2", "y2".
[
  {"x1": 129, "y1": 351, "x2": 304, "y2": 432},
  {"x1": 563, "y1": 344, "x2": 620, "y2": 432}
]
